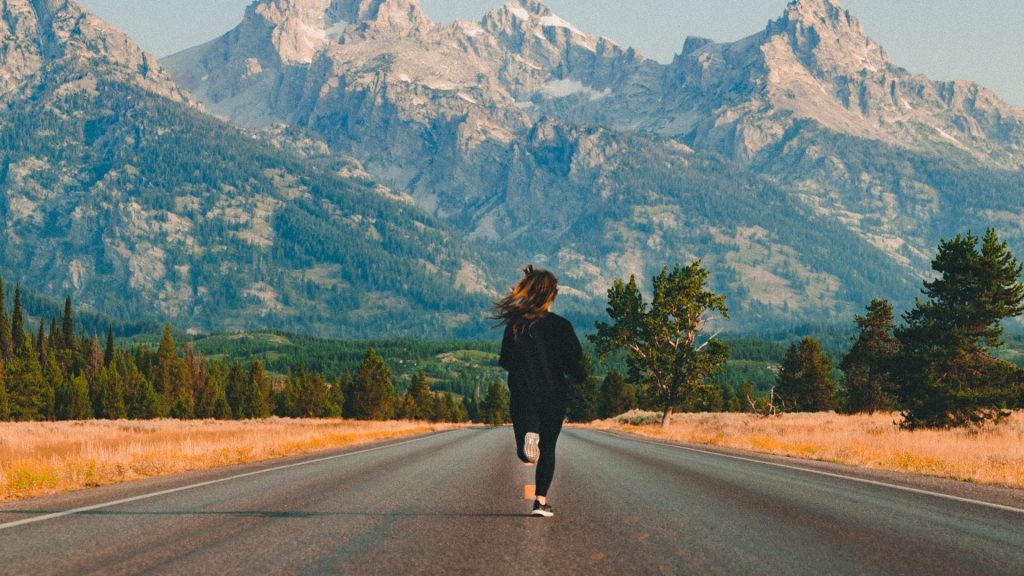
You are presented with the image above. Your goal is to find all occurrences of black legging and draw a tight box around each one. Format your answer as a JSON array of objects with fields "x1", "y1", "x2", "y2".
[{"x1": 510, "y1": 389, "x2": 565, "y2": 497}]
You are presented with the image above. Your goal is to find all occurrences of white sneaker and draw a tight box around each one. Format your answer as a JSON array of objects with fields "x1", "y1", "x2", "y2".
[{"x1": 524, "y1": 432, "x2": 540, "y2": 463}]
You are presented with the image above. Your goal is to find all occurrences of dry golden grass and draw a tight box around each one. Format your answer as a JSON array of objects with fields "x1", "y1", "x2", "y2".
[
  {"x1": 0, "y1": 419, "x2": 461, "y2": 501},
  {"x1": 591, "y1": 411, "x2": 1024, "y2": 489}
]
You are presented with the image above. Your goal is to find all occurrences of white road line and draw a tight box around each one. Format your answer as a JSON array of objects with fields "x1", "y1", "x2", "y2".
[
  {"x1": 0, "y1": 431, "x2": 454, "y2": 531},
  {"x1": 593, "y1": 430, "x2": 1024, "y2": 515}
]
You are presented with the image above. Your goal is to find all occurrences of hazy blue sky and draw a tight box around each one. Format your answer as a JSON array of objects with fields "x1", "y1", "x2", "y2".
[{"x1": 77, "y1": 0, "x2": 1024, "y2": 107}]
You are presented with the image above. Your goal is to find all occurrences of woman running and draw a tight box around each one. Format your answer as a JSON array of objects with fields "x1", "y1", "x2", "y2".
[{"x1": 495, "y1": 265, "x2": 586, "y2": 518}]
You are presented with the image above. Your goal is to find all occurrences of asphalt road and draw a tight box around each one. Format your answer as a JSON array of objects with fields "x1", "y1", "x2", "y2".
[{"x1": 1, "y1": 427, "x2": 1022, "y2": 575}]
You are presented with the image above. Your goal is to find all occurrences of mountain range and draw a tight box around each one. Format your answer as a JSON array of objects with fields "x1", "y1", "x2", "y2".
[{"x1": 3, "y1": 0, "x2": 1024, "y2": 336}]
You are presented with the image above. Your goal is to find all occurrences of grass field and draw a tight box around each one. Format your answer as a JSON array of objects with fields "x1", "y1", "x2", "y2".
[
  {"x1": 592, "y1": 411, "x2": 1024, "y2": 489},
  {"x1": 0, "y1": 419, "x2": 462, "y2": 501}
]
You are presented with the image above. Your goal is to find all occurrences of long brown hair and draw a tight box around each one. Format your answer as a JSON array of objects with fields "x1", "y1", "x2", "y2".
[{"x1": 493, "y1": 265, "x2": 559, "y2": 340}]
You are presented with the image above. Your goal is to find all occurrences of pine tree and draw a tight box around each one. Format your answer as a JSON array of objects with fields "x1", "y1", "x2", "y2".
[
  {"x1": 96, "y1": 366, "x2": 127, "y2": 419},
  {"x1": 37, "y1": 318, "x2": 47, "y2": 366},
  {"x1": 196, "y1": 360, "x2": 226, "y2": 419},
  {"x1": 285, "y1": 364, "x2": 332, "y2": 418},
  {"x1": 479, "y1": 381, "x2": 510, "y2": 425},
  {"x1": 104, "y1": 327, "x2": 115, "y2": 367},
  {"x1": 226, "y1": 360, "x2": 250, "y2": 418},
  {"x1": 404, "y1": 371, "x2": 431, "y2": 420},
  {"x1": 249, "y1": 359, "x2": 272, "y2": 419},
  {"x1": 776, "y1": 337, "x2": 837, "y2": 412},
  {"x1": 598, "y1": 370, "x2": 637, "y2": 418},
  {"x1": 347, "y1": 349, "x2": 395, "y2": 420},
  {"x1": 153, "y1": 325, "x2": 192, "y2": 417},
  {"x1": 840, "y1": 299, "x2": 900, "y2": 414},
  {"x1": 11, "y1": 285, "x2": 24, "y2": 355},
  {"x1": 48, "y1": 317, "x2": 58, "y2": 355},
  {"x1": 61, "y1": 296, "x2": 74, "y2": 351},
  {"x1": 0, "y1": 277, "x2": 11, "y2": 360},
  {"x1": 66, "y1": 374, "x2": 94, "y2": 420},
  {"x1": 894, "y1": 229, "x2": 1024, "y2": 428},
  {"x1": 7, "y1": 337, "x2": 49, "y2": 421}
]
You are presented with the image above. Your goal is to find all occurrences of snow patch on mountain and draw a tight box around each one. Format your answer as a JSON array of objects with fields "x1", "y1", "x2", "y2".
[{"x1": 540, "y1": 78, "x2": 610, "y2": 101}]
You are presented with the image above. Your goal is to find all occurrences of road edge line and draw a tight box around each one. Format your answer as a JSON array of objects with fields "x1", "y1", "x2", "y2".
[
  {"x1": 590, "y1": 429, "x2": 1024, "y2": 515},
  {"x1": 0, "y1": 429, "x2": 458, "y2": 531}
]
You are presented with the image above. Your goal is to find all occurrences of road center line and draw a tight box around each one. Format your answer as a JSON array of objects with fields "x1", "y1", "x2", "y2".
[
  {"x1": 0, "y1": 431, "x2": 455, "y2": 531},
  {"x1": 593, "y1": 430, "x2": 1024, "y2": 515}
]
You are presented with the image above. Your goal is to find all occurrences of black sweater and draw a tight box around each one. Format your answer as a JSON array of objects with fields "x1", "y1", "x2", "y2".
[{"x1": 499, "y1": 313, "x2": 587, "y2": 400}]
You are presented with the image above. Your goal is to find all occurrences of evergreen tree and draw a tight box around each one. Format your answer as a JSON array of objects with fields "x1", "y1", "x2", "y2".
[
  {"x1": 590, "y1": 262, "x2": 730, "y2": 427},
  {"x1": 6, "y1": 337, "x2": 49, "y2": 421},
  {"x1": 285, "y1": 364, "x2": 333, "y2": 418},
  {"x1": 840, "y1": 299, "x2": 900, "y2": 414},
  {"x1": 62, "y1": 296, "x2": 74, "y2": 351},
  {"x1": 566, "y1": 355, "x2": 599, "y2": 422},
  {"x1": 0, "y1": 278, "x2": 11, "y2": 360},
  {"x1": 403, "y1": 371, "x2": 432, "y2": 420},
  {"x1": 96, "y1": 365, "x2": 128, "y2": 419},
  {"x1": 776, "y1": 337, "x2": 838, "y2": 412},
  {"x1": 11, "y1": 285, "x2": 24, "y2": 355},
  {"x1": 479, "y1": 380, "x2": 510, "y2": 425},
  {"x1": 66, "y1": 374, "x2": 94, "y2": 420},
  {"x1": 894, "y1": 229, "x2": 1024, "y2": 428},
  {"x1": 347, "y1": 349, "x2": 395, "y2": 420},
  {"x1": 598, "y1": 370, "x2": 637, "y2": 418},
  {"x1": 196, "y1": 360, "x2": 227, "y2": 419},
  {"x1": 37, "y1": 318, "x2": 47, "y2": 366},
  {"x1": 226, "y1": 360, "x2": 250, "y2": 418},
  {"x1": 48, "y1": 317, "x2": 58, "y2": 357},
  {"x1": 104, "y1": 327, "x2": 115, "y2": 367},
  {"x1": 442, "y1": 393, "x2": 468, "y2": 423},
  {"x1": 249, "y1": 359, "x2": 272, "y2": 419}
]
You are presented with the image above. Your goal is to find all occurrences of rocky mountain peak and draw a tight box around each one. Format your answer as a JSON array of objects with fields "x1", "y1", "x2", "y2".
[
  {"x1": 0, "y1": 0, "x2": 189, "y2": 102},
  {"x1": 325, "y1": 0, "x2": 429, "y2": 31},
  {"x1": 764, "y1": 0, "x2": 888, "y2": 75},
  {"x1": 238, "y1": 0, "x2": 430, "y2": 64}
]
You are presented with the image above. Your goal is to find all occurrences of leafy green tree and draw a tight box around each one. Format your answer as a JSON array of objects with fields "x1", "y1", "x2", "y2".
[
  {"x1": 347, "y1": 349, "x2": 395, "y2": 420},
  {"x1": 840, "y1": 299, "x2": 900, "y2": 414},
  {"x1": 598, "y1": 370, "x2": 637, "y2": 418},
  {"x1": 894, "y1": 229, "x2": 1024, "y2": 428},
  {"x1": 776, "y1": 337, "x2": 837, "y2": 412},
  {"x1": 590, "y1": 262, "x2": 730, "y2": 427},
  {"x1": 566, "y1": 355, "x2": 599, "y2": 422},
  {"x1": 479, "y1": 381, "x2": 510, "y2": 425}
]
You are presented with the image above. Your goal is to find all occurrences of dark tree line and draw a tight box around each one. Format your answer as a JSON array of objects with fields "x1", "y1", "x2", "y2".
[{"x1": 0, "y1": 278, "x2": 468, "y2": 423}]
